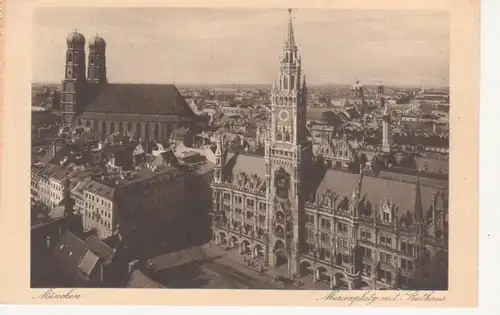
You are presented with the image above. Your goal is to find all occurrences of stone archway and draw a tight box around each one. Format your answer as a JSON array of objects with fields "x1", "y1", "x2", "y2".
[
  {"x1": 300, "y1": 261, "x2": 314, "y2": 278},
  {"x1": 229, "y1": 235, "x2": 239, "y2": 249},
  {"x1": 333, "y1": 272, "x2": 349, "y2": 290},
  {"x1": 240, "y1": 239, "x2": 251, "y2": 255},
  {"x1": 335, "y1": 252, "x2": 343, "y2": 265},
  {"x1": 273, "y1": 240, "x2": 289, "y2": 269},
  {"x1": 275, "y1": 225, "x2": 285, "y2": 238},
  {"x1": 253, "y1": 244, "x2": 264, "y2": 259},
  {"x1": 316, "y1": 266, "x2": 330, "y2": 283},
  {"x1": 275, "y1": 210, "x2": 285, "y2": 224},
  {"x1": 217, "y1": 231, "x2": 227, "y2": 245}
]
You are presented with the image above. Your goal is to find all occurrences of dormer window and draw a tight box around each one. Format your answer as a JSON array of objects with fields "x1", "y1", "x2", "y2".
[{"x1": 381, "y1": 197, "x2": 392, "y2": 223}]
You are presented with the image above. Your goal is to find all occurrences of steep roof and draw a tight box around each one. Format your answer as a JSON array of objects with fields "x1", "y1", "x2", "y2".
[
  {"x1": 309, "y1": 167, "x2": 446, "y2": 218},
  {"x1": 52, "y1": 231, "x2": 117, "y2": 284},
  {"x1": 83, "y1": 84, "x2": 195, "y2": 117},
  {"x1": 225, "y1": 153, "x2": 266, "y2": 178}
]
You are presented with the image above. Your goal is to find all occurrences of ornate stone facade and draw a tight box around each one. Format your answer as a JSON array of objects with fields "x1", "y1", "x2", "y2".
[{"x1": 210, "y1": 9, "x2": 448, "y2": 290}]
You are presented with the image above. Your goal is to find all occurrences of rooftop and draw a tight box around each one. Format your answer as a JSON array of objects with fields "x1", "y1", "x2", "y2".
[
  {"x1": 84, "y1": 84, "x2": 195, "y2": 117},
  {"x1": 87, "y1": 165, "x2": 181, "y2": 199}
]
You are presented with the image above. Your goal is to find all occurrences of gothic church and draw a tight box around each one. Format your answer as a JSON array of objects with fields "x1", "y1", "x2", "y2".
[{"x1": 60, "y1": 31, "x2": 197, "y2": 143}]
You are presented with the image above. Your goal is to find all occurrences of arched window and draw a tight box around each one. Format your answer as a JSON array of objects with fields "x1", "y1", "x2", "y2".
[
  {"x1": 90, "y1": 55, "x2": 95, "y2": 65},
  {"x1": 67, "y1": 52, "x2": 73, "y2": 63},
  {"x1": 276, "y1": 128, "x2": 282, "y2": 141},
  {"x1": 290, "y1": 75, "x2": 295, "y2": 90},
  {"x1": 283, "y1": 76, "x2": 288, "y2": 90}
]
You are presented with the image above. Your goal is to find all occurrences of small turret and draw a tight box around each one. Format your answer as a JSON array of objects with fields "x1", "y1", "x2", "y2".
[
  {"x1": 214, "y1": 133, "x2": 226, "y2": 184},
  {"x1": 380, "y1": 83, "x2": 392, "y2": 153}
]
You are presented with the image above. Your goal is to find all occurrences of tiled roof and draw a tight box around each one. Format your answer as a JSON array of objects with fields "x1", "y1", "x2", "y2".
[
  {"x1": 309, "y1": 167, "x2": 446, "y2": 218},
  {"x1": 70, "y1": 177, "x2": 92, "y2": 198},
  {"x1": 83, "y1": 236, "x2": 116, "y2": 264},
  {"x1": 38, "y1": 163, "x2": 69, "y2": 181},
  {"x1": 83, "y1": 84, "x2": 195, "y2": 117},
  {"x1": 85, "y1": 180, "x2": 116, "y2": 199},
  {"x1": 127, "y1": 269, "x2": 165, "y2": 288},
  {"x1": 224, "y1": 153, "x2": 266, "y2": 178},
  {"x1": 39, "y1": 143, "x2": 64, "y2": 165}
]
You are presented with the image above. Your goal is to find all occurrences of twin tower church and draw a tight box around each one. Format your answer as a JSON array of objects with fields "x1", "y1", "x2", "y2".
[
  {"x1": 210, "y1": 9, "x2": 448, "y2": 290},
  {"x1": 60, "y1": 31, "x2": 197, "y2": 143}
]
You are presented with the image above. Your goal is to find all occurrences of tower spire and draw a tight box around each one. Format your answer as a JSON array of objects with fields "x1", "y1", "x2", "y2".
[
  {"x1": 286, "y1": 8, "x2": 295, "y2": 46},
  {"x1": 414, "y1": 173, "x2": 423, "y2": 220}
]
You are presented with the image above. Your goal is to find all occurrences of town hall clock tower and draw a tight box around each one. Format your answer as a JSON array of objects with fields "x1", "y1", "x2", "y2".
[{"x1": 265, "y1": 9, "x2": 312, "y2": 275}]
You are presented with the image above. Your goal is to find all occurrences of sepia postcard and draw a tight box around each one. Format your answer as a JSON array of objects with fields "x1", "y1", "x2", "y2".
[{"x1": 0, "y1": 0, "x2": 479, "y2": 307}]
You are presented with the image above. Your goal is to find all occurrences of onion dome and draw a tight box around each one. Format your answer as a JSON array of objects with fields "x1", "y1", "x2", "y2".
[
  {"x1": 66, "y1": 30, "x2": 85, "y2": 47},
  {"x1": 89, "y1": 34, "x2": 106, "y2": 51}
]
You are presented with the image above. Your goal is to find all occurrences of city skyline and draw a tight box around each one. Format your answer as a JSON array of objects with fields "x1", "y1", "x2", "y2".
[{"x1": 33, "y1": 8, "x2": 449, "y2": 87}]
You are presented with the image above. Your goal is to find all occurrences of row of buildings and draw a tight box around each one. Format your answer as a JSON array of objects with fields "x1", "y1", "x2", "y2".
[
  {"x1": 32, "y1": 133, "x2": 214, "y2": 240},
  {"x1": 31, "y1": 130, "x2": 215, "y2": 287}
]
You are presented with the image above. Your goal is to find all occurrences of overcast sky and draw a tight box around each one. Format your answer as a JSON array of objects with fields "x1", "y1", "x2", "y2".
[{"x1": 33, "y1": 8, "x2": 449, "y2": 87}]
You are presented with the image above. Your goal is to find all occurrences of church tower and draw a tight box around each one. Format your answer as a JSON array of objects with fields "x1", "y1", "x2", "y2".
[
  {"x1": 88, "y1": 35, "x2": 108, "y2": 84},
  {"x1": 265, "y1": 9, "x2": 312, "y2": 275},
  {"x1": 379, "y1": 84, "x2": 392, "y2": 152},
  {"x1": 61, "y1": 30, "x2": 87, "y2": 126}
]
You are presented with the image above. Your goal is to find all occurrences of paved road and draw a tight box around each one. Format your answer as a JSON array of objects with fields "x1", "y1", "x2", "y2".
[{"x1": 151, "y1": 245, "x2": 296, "y2": 290}]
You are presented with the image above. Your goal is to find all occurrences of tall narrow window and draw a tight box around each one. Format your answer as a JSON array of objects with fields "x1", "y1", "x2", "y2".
[
  {"x1": 290, "y1": 75, "x2": 295, "y2": 90},
  {"x1": 283, "y1": 76, "x2": 288, "y2": 90},
  {"x1": 145, "y1": 123, "x2": 150, "y2": 140}
]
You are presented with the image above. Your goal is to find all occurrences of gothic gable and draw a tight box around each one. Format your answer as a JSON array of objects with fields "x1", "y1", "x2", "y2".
[{"x1": 313, "y1": 136, "x2": 356, "y2": 163}]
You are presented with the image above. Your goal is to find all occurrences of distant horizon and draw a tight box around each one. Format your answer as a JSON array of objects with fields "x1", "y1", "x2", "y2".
[
  {"x1": 32, "y1": 81, "x2": 449, "y2": 90},
  {"x1": 33, "y1": 8, "x2": 449, "y2": 87}
]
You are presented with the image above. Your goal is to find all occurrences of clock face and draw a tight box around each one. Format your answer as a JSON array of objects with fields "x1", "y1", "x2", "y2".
[{"x1": 279, "y1": 110, "x2": 290, "y2": 122}]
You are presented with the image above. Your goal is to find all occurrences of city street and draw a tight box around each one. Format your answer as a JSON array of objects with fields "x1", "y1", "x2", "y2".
[{"x1": 149, "y1": 244, "x2": 297, "y2": 289}]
